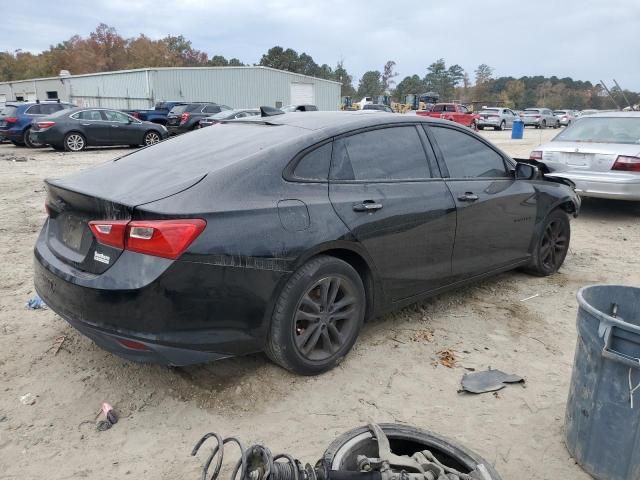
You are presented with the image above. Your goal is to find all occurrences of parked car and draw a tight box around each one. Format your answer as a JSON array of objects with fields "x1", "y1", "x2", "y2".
[
  {"x1": 0, "y1": 101, "x2": 74, "y2": 147},
  {"x1": 362, "y1": 104, "x2": 394, "y2": 113},
  {"x1": 521, "y1": 108, "x2": 560, "y2": 129},
  {"x1": 530, "y1": 112, "x2": 640, "y2": 201},
  {"x1": 29, "y1": 108, "x2": 168, "y2": 152},
  {"x1": 477, "y1": 107, "x2": 521, "y2": 130},
  {"x1": 553, "y1": 110, "x2": 577, "y2": 126},
  {"x1": 34, "y1": 112, "x2": 579, "y2": 375},
  {"x1": 416, "y1": 103, "x2": 479, "y2": 128},
  {"x1": 166, "y1": 103, "x2": 231, "y2": 135},
  {"x1": 126, "y1": 101, "x2": 187, "y2": 125},
  {"x1": 198, "y1": 108, "x2": 260, "y2": 128},
  {"x1": 281, "y1": 104, "x2": 319, "y2": 112}
]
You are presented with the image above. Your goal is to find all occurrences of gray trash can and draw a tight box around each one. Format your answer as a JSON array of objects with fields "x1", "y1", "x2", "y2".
[{"x1": 565, "y1": 285, "x2": 640, "y2": 480}]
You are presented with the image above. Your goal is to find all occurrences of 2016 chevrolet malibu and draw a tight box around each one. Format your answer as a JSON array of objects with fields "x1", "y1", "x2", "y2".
[{"x1": 34, "y1": 111, "x2": 580, "y2": 375}]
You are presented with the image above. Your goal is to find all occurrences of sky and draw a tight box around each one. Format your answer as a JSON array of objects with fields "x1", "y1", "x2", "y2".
[{"x1": 4, "y1": 0, "x2": 640, "y2": 90}]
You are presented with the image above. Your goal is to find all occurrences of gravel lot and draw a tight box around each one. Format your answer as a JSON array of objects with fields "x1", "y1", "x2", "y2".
[{"x1": 1, "y1": 126, "x2": 638, "y2": 480}]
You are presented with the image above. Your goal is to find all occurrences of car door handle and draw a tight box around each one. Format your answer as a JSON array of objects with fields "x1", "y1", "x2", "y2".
[
  {"x1": 457, "y1": 192, "x2": 479, "y2": 202},
  {"x1": 353, "y1": 201, "x2": 383, "y2": 212},
  {"x1": 81, "y1": 123, "x2": 90, "y2": 126},
  {"x1": 111, "y1": 125, "x2": 119, "y2": 128}
]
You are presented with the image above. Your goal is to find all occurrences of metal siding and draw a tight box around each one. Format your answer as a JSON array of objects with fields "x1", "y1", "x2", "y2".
[
  {"x1": 0, "y1": 67, "x2": 340, "y2": 111},
  {"x1": 152, "y1": 67, "x2": 339, "y2": 110},
  {"x1": 67, "y1": 71, "x2": 150, "y2": 109}
]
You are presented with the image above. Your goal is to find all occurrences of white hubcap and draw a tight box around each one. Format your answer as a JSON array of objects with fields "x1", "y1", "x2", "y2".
[
  {"x1": 67, "y1": 135, "x2": 84, "y2": 151},
  {"x1": 145, "y1": 133, "x2": 160, "y2": 145}
]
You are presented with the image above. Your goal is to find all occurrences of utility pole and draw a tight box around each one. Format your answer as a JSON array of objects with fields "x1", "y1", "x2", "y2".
[
  {"x1": 599, "y1": 80, "x2": 621, "y2": 110},
  {"x1": 613, "y1": 79, "x2": 636, "y2": 110}
]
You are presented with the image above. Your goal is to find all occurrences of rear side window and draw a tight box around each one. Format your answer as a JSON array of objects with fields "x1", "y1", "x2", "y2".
[
  {"x1": 74, "y1": 110, "x2": 104, "y2": 121},
  {"x1": 203, "y1": 104, "x2": 221, "y2": 113},
  {"x1": 0, "y1": 106, "x2": 17, "y2": 117},
  {"x1": 187, "y1": 104, "x2": 204, "y2": 112},
  {"x1": 331, "y1": 126, "x2": 431, "y2": 181},
  {"x1": 169, "y1": 105, "x2": 189, "y2": 115},
  {"x1": 25, "y1": 105, "x2": 42, "y2": 115},
  {"x1": 40, "y1": 104, "x2": 61, "y2": 114},
  {"x1": 429, "y1": 126, "x2": 509, "y2": 179},
  {"x1": 292, "y1": 142, "x2": 332, "y2": 181}
]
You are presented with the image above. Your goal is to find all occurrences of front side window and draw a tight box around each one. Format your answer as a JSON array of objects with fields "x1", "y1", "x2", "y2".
[
  {"x1": 331, "y1": 126, "x2": 431, "y2": 181},
  {"x1": 203, "y1": 104, "x2": 221, "y2": 113},
  {"x1": 430, "y1": 126, "x2": 509, "y2": 179},
  {"x1": 103, "y1": 110, "x2": 131, "y2": 123}
]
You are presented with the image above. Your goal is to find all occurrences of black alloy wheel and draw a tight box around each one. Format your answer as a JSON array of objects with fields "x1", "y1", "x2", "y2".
[
  {"x1": 144, "y1": 130, "x2": 161, "y2": 146},
  {"x1": 266, "y1": 256, "x2": 365, "y2": 375},
  {"x1": 525, "y1": 209, "x2": 570, "y2": 276}
]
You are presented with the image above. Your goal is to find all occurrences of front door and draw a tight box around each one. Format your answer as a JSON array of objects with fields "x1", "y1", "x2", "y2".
[
  {"x1": 102, "y1": 110, "x2": 141, "y2": 145},
  {"x1": 426, "y1": 124, "x2": 537, "y2": 280},
  {"x1": 328, "y1": 124, "x2": 457, "y2": 302}
]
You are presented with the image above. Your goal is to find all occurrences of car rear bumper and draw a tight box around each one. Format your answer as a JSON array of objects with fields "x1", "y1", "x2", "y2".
[
  {"x1": 33, "y1": 225, "x2": 285, "y2": 366},
  {"x1": 477, "y1": 120, "x2": 501, "y2": 127},
  {"x1": 548, "y1": 171, "x2": 640, "y2": 201},
  {"x1": 523, "y1": 119, "x2": 541, "y2": 126},
  {"x1": 0, "y1": 128, "x2": 24, "y2": 140}
]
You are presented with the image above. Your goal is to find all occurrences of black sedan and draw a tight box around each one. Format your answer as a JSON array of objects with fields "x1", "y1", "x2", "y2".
[
  {"x1": 30, "y1": 108, "x2": 168, "y2": 151},
  {"x1": 166, "y1": 102, "x2": 231, "y2": 135},
  {"x1": 34, "y1": 111, "x2": 580, "y2": 375}
]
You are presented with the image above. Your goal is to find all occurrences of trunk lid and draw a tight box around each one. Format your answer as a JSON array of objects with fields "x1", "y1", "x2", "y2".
[{"x1": 540, "y1": 142, "x2": 640, "y2": 172}]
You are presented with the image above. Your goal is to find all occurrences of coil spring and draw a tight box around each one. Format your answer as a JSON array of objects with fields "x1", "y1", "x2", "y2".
[{"x1": 192, "y1": 432, "x2": 301, "y2": 480}]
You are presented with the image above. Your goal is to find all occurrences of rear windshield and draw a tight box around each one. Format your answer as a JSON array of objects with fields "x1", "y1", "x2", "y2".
[
  {"x1": 554, "y1": 117, "x2": 640, "y2": 145},
  {"x1": 0, "y1": 106, "x2": 17, "y2": 117},
  {"x1": 209, "y1": 110, "x2": 236, "y2": 120},
  {"x1": 480, "y1": 109, "x2": 500, "y2": 114},
  {"x1": 524, "y1": 109, "x2": 540, "y2": 114},
  {"x1": 554, "y1": 111, "x2": 567, "y2": 115}
]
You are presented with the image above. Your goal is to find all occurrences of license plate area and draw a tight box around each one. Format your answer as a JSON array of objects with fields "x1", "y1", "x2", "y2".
[{"x1": 61, "y1": 215, "x2": 86, "y2": 251}]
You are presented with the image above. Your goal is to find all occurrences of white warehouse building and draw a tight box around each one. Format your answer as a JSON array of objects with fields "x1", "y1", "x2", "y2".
[{"x1": 0, "y1": 66, "x2": 341, "y2": 111}]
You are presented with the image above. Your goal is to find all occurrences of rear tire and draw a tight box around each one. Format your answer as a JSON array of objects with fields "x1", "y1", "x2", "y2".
[
  {"x1": 541, "y1": 120, "x2": 547, "y2": 129},
  {"x1": 24, "y1": 128, "x2": 44, "y2": 148},
  {"x1": 265, "y1": 255, "x2": 366, "y2": 375},
  {"x1": 497, "y1": 120, "x2": 505, "y2": 131},
  {"x1": 64, "y1": 132, "x2": 86, "y2": 152},
  {"x1": 524, "y1": 209, "x2": 571, "y2": 276}
]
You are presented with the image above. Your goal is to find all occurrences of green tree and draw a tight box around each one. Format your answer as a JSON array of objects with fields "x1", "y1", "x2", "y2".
[
  {"x1": 382, "y1": 60, "x2": 398, "y2": 93},
  {"x1": 424, "y1": 59, "x2": 465, "y2": 100},
  {"x1": 334, "y1": 61, "x2": 356, "y2": 97},
  {"x1": 474, "y1": 63, "x2": 494, "y2": 85},
  {"x1": 357, "y1": 70, "x2": 384, "y2": 99},
  {"x1": 394, "y1": 75, "x2": 426, "y2": 101}
]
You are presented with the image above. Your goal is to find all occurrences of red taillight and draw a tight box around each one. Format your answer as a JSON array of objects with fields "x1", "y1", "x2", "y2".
[
  {"x1": 5, "y1": 116, "x2": 17, "y2": 123},
  {"x1": 126, "y1": 219, "x2": 206, "y2": 259},
  {"x1": 180, "y1": 112, "x2": 191, "y2": 123},
  {"x1": 612, "y1": 155, "x2": 640, "y2": 172},
  {"x1": 535, "y1": 115, "x2": 541, "y2": 118},
  {"x1": 529, "y1": 150, "x2": 543, "y2": 160},
  {"x1": 36, "y1": 121, "x2": 56, "y2": 130},
  {"x1": 117, "y1": 339, "x2": 148, "y2": 351},
  {"x1": 89, "y1": 219, "x2": 206, "y2": 259},
  {"x1": 89, "y1": 220, "x2": 129, "y2": 249}
]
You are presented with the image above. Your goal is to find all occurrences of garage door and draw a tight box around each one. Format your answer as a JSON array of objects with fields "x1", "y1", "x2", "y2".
[{"x1": 290, "y1": 83, "x2": 314, "y2": 105}]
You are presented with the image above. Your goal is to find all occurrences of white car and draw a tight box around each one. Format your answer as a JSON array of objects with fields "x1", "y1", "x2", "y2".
[
  {"x1": 530, "y1": 112, "x2": 640, "y2": 201},
  {"x1": 477, "y1": 107, "x2": 521, "y2": 130}
]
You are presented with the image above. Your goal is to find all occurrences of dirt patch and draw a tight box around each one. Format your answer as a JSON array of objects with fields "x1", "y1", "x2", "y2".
[{"x1": 1, "y1": 130, "x2": 637, "y2": 479}]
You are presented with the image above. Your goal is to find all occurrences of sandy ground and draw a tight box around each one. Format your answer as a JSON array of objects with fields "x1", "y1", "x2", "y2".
[{"x1": 0, "y1": 126, "x2": 639, "y2": 480}]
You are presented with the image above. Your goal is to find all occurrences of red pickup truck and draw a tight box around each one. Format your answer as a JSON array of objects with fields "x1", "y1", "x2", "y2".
[{"x1": 416, "y1": 103, "x2": 479, "y2": 128}]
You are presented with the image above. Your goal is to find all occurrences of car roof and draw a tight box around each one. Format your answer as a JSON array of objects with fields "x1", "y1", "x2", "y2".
[
  {"x1": 581, "y1": 111, "x2": 640, "y2": 118},
  {"x1": 236, "y1": 111, "x2": 440, "y2": 134}
]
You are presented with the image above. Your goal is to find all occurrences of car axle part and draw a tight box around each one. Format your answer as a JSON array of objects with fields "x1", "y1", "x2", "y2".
[{"x1": 192, "y1": 423, "x2": 500, "y2": 480}]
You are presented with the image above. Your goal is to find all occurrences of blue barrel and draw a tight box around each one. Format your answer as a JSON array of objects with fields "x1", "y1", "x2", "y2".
[
  {"x1": 565, "y1": 285, "x2": 640, "y2": 480},
  {"x1": 511, "y1": 120, "x2": 524, "y2": 139}
]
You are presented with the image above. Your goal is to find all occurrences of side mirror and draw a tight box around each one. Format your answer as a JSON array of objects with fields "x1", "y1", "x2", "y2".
[{"x1": 515, "y1": 162, "x2": 537, "y2": 180}]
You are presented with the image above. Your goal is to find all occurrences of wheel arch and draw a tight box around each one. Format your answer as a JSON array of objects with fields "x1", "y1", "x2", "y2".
[{"x1": 63, "y1": 130, "x2": 87, "y2": 146}]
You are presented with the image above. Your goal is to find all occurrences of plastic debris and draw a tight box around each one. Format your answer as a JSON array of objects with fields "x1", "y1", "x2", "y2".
[
  {"x1": 20, "y1": 393, "x2": 36, "y2": 406},
  {"x1": 97, "y1": 402, "x2": 118, "y2": 431},
  {"x1": 460, "y1": 369, "x2": 525, "y2": 394},
  {"x1": 26, "y1": 294, "x2": 47, "y2": 310}
]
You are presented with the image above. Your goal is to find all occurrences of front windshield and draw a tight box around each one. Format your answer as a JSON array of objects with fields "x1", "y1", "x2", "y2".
[{"x1": 554, "y1": 117, "x2": 640, "y2": 144}]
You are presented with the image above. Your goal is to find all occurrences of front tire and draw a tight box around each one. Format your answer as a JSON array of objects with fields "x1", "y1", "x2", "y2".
[
  {"x1": 143, "y1": 130, "x2": 161, "y2": 146},
  {"x1": 266, "y1": 256, "x2": 366, "y2": 375},
  {"x1": 524, "y1": 209, "x2": 571, "y2": 276},
  {"x1": 497, "y1": 120, "x2": 505, "y2": 131},
  {"x1": 64, "y1": 132, "x2": 86, "y2": 152}
]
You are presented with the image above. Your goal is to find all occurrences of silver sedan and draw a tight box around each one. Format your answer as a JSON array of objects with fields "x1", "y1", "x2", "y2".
[
  {"x1": 477, "y1": 107, "x2": 521, "y2": 130},
  {"x1": 530, "y1": 112, "x2": 640, "y2": 201}
]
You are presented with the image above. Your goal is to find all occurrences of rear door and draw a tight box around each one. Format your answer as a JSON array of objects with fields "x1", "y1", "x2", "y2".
[
  {"x1": 329, "y1": 124, "x2": 457, "y2": 301},
  {"x1": 72, "y1": 110, "x2": 111, "y2": 144},
  {"x1": 426, "y1": 124, "x2": 537, "y2": 280}
]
